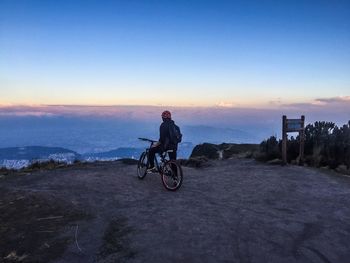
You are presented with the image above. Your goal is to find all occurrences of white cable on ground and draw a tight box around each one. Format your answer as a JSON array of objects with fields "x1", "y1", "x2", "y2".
[{"x1": 75, "y1": 224, "x2": 83, "y2": 253}]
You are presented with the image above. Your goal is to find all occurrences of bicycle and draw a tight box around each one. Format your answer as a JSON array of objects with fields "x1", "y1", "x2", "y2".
[{"x1": 137, "y1": 137, "x2": 183, "y2": 191}]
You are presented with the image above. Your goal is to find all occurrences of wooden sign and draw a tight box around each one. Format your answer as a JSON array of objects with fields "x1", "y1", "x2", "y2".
[
  {"x1": 282, "y1": 115, "x2": 305, "y2": 165},
  {"x1": 286, "y1": 119, "x2": 304, "y2": 132}
]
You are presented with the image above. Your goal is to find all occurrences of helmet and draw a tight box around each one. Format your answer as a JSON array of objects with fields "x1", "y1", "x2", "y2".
[{"x1": 161, "y1": 110, "x2": 171, "y2": 119}]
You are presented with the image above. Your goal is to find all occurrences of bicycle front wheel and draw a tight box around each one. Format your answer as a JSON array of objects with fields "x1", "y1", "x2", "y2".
[
  {"x1": 161, "y1": 160, "x2": 183, "y2": 191},
  {"x1": 137, "y1": 151, "x2": 148, "y2": 180}
]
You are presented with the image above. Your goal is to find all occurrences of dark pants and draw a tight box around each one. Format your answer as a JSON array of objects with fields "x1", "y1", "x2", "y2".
[{"x1": 148, "y1": 144, "x2": 177, "y2": 168}]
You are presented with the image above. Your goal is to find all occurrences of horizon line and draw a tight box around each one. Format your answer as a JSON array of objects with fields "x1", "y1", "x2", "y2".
[
  {"x1": 0, "y1": 95, "x2": 349, "y2": 111},
  {"x1": 0, "y1": 103, "x2": 273, "y2": 110}
]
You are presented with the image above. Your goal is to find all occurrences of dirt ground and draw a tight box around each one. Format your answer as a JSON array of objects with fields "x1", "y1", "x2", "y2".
[{"x1": 1, "y1": 158, "x2": 350, "y2": 263}]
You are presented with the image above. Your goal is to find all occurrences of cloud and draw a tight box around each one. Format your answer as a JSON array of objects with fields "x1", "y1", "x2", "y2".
[
  {"x1": 216, "y1": 101, "x2": 235, "y2": 108},
  {"x1": 268, "y1": 98, "x2": 282, "y2": 106},
  {"x1": 314, "y1": 96, "x2": 350, "y2": 104},
  {"x1": 279, "y1": 96, "x2": 350, "y2": 110},
  {"x1": 0, "y1": 111, "x2": 57, "y2": 117},
  {"x1": 270, "y1": 96, "x2": 348, "y2": 126},
  {"x1": 0, "y1": 99, "x2": 349, "y2": 128},
  {"x1": 0, "y1": 105, "x2": 58, "y2": 117}
]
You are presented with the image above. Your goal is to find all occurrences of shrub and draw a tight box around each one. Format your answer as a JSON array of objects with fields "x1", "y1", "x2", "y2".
[
  {"x1": 258, "y1": 136, "x2": 281, "y2": 161},
  {"x1": 258, "y1": 120, "x2": 350, "y2": 173},
  {"x1": 25, "y1": 159, "x2": 63, "y2": 171}
]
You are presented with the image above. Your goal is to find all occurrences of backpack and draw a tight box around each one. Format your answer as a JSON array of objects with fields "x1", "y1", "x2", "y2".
[{"x1": 169, "y1": 122, "x2": 182, "y2": 144}]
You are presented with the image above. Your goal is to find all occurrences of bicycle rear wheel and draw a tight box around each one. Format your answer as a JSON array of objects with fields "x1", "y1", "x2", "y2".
[
  {"x1": 137, "y1": 151, "x2": 148, "y2": 179},
  {"x1": 161, "y1": 160, "x2": 183, "y2": 191}
]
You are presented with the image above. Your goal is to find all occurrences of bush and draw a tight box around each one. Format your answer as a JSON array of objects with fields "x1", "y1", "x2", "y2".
[
  {"x1": 25, "y1": 159, "x2": 64, "y2": 171},
  {"x1": 258, "y1": 120, "x2": 350, "y2": 173},
  {"x1": 303, "y1": 121, "x2": 350, "y2": 169},
  {"x1": 221, "y1": 143, "x2": 259, "y2": 159},
  {"x1": 258, "y1": 136, "x2": 281, "y2": 161},
  {"x1": 0, "y1": 167, "x2": 15, "y2": 176}
]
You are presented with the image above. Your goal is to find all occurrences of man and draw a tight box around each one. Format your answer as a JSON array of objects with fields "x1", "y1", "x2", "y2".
[{"x1": 147, "y1": 110, "x2": 178, "y2": 172}]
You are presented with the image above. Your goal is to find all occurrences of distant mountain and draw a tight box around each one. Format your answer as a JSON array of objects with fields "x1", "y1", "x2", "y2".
[
  {"x1": 182, "y1": 126, "x2": 258, "y2": 144},
  {"x1": 0, "y1": 146, "x2": 80, "y2": 160},
  {"x1": 0, "y1": 140, "x2": 195, "y2": 170},
  {"x1": 0, "y1": 146, "x2": 80, "y2": 169},
  {"x1": 0, "y1": 116, "x2": 262, "y2": 154},
  {"x1": 82, "y1": 142, "x2": 195, "y2": 160},
  {"x1": 83, "y1": 147, "x2": 144, "y2": 161}
]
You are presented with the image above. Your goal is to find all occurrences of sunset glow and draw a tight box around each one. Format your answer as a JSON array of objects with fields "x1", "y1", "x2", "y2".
[{"x1": 1, "y1": 0, "x2": 349, "y2": 109}]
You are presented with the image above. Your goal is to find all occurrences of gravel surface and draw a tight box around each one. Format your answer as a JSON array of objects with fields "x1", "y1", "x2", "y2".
[{"x1": 1, "y1": 159, "x2": 350, "y2": 263}]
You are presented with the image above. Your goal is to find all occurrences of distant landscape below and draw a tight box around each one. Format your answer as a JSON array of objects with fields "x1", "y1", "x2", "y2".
[
  {"x1": 1, "y1": 110, "x2": 348, "y2": 169},
  {"x1": 0, "y1": 115, "x2": 271, "y2": 168},
  {"x1": 0, "y1": 118, "x2": 261, "y2": 151}
]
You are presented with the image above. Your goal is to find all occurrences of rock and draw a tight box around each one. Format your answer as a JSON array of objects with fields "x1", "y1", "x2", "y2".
[
  {"x1": 336, "y1": 165, "x2": 350, "y2": 175},
  {"x1": 190, "y1": 143, "x2": 219, "y2": 159},
  {"x1": 190, "y1": 143, "x2": 259, "y2": 160}
]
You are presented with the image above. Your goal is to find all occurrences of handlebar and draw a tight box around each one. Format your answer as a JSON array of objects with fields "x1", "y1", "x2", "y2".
[{"x1": 138, "y1": 137, "x2": 158, "y2": 143}]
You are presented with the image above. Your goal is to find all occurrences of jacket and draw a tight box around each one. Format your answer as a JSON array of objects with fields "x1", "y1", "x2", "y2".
[{"x1": 159, "y1": 119, "x2": 177, "y2": 151}]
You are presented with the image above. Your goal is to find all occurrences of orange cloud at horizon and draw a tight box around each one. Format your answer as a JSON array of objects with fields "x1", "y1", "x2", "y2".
[
  {"x1": 1, "y1": 95, "x2": 349, "y2": 110},
  {"x1": 0, "y1": 96, "x2": 349, "y2": 127}
]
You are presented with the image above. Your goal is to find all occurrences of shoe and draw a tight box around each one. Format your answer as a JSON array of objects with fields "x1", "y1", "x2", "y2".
[{"x1": 147, "y1": 167, "x2": 157, "y2": 173}]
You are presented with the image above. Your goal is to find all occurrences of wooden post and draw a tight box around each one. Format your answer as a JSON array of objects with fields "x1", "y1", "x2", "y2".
[
  {"x1": 282, "y1": 115, "x2": 305, "y2": 166},
  {"x1": 298, "y1": 115, "x2": 305, "y2": 165},
  {"x1": 282, "y1": 115, "x2": 287, "y2": 165}
]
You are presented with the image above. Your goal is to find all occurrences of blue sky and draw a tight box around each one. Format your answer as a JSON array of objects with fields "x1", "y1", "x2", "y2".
[{"x1": 0, "y1": 0, "x2": 349, "y2": 106}]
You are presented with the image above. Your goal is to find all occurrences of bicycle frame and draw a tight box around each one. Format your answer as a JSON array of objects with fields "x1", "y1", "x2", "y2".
[
  {"x1": 139, "y1": 138, "x2": 169, "y2": 172},
  {"x1": 143, "y1": 143, "x2": 169, "y2": 173}
]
